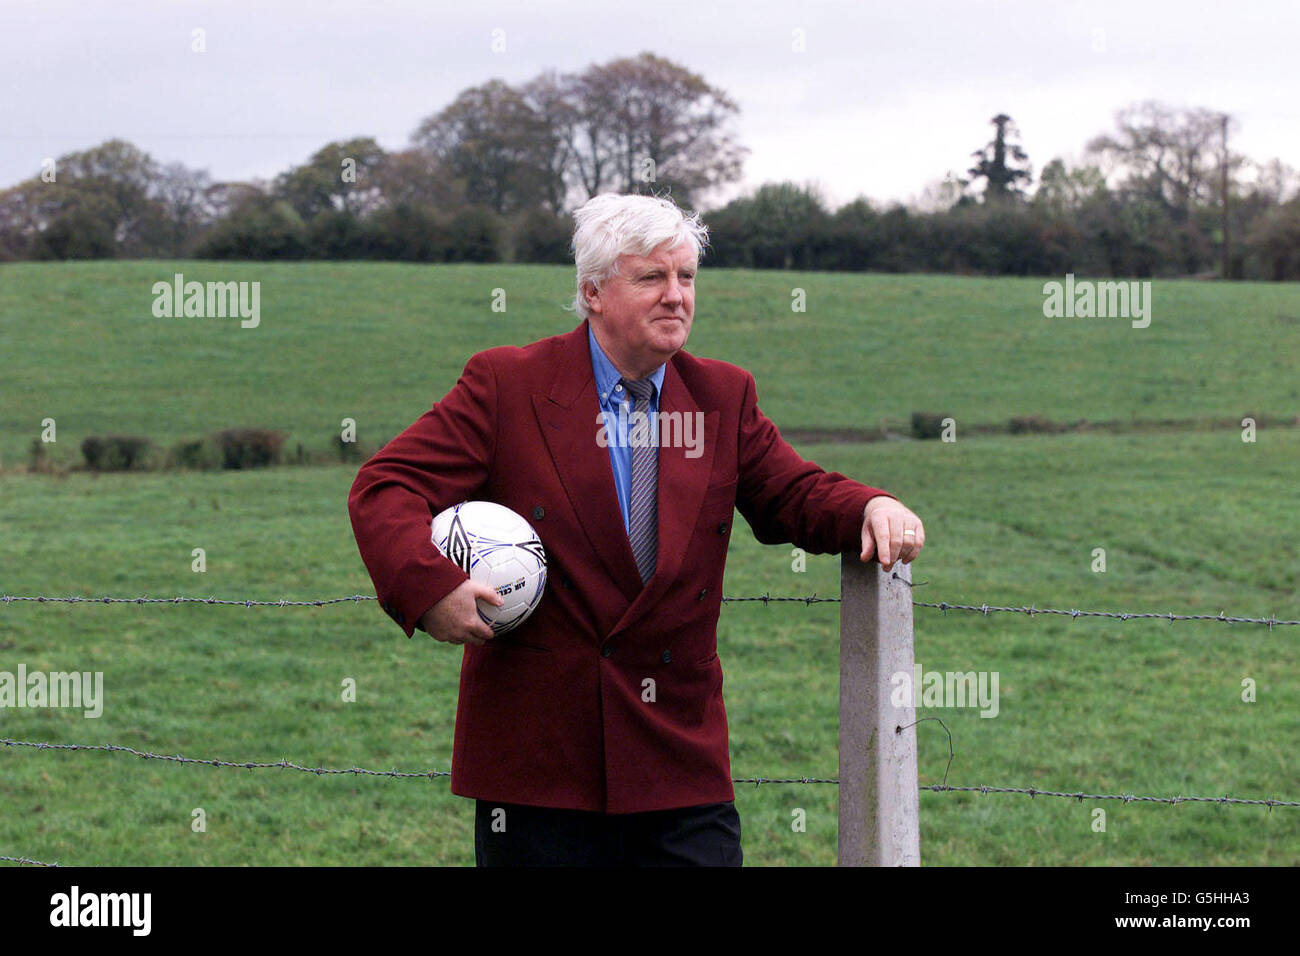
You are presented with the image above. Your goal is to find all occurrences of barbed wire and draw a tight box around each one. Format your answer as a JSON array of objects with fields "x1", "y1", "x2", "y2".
[
  {"x1": 913, "y1": 600, "x2": 1298, "y2": 628},
  {"x1": 5, "y1": 737, "x2": 1296, "y2": 808},
  {"x1": 3, "y1": 591, "x2": 1296, "y2": 627},
  {"x1": 918, "y1": 785, "x2": 1300, "y2": 808},
  {"x1": 0, "y1": 855, "x2": 59, "y2": 867},
  {"x1": 0, "y1": 594, "x2": 376, "y2": 607},
  {"x1": 9, "y1": 779, "x2": 1298, "y2": 869},
  {"x1": 0, "y1": 738, "x2": 449, "y2": 779},
  {"x1": 7, "y1": 578, "x2": 1295, "y2": 870}
]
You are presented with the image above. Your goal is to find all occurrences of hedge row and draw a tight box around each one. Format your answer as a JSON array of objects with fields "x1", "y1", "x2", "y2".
[{"x1": 61, "y1": 429, "x2": 386, "y2": 472}]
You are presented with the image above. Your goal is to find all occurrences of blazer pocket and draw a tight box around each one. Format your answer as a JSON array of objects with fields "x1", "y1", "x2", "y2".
[
  {"x1": 702, "y1": 477, "x2": 738, "y2": 503},
  {"x1": 698, "y1": 479, "x2": 738, "y2": 523}
]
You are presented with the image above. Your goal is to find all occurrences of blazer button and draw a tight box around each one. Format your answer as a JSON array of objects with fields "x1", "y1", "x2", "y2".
[
  {"x1": 561, "y1": 576, "x2": 571, "y2": 589},
  {"x1": 601, "y1": 644, "x2": 613, "y2": 658},
  {"x1": 661, "y1": 649, "x2": 672, "y2": 664},
  {"x1": 717, "y1": 522, "x2": 728, "y2": 534},
  {"x1": 697, "y1": 588, "x2": 708, "y2": 602},
  {"x1": 532, "y1": 506, "x2": 545, "y2": 520}
]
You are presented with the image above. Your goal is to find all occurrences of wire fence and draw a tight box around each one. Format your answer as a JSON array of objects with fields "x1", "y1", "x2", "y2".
[
  {"x1": 4, "y1": 588, "x2": 1298, "y2": 628},
  {"x1": 5, "y1": 731, "x2": 1296, "y2": 869},
  {"x1": 4, "y1": 736, "x2": 1294, "y2": 808},
  {"x1": 4, "y1": 584, "x2": 1297, "y2": 866}
]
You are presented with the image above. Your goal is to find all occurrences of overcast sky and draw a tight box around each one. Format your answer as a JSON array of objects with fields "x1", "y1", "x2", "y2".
[{"x1": 2, "y1": 0, "x2": 1297, "y2": 209}]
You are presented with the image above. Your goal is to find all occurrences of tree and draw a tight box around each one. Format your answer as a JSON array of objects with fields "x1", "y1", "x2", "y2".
[
  {"x1": 31, "y1": 192, "x2": 119, "y2": 259},
  {"x1": 370, "y1": 149, "x2": 465, "y2": 212},
  {"x1": 820, "y1": 198, "x2": 885, "y2": 271},
  {"x1": 1245, "y1": 158, "x2": 1299, "y2": 206},
  {"x1": 1244, "y1": 198, "x2": 1300, "y2": 280},
  {"x1": 914, "y1": 171, "x2": 971, "y2": 212},
  {"x1": 1086, "y1": 102, "x2": 1241, "y2": 274},
  {"x1": 154, "y1": 161, "x2": 214, "y2": 252},
  {"x1": 966, "y1": 114, "x2": 1032, "y2": 203},
  {"x1": 565, "y1": 53, "x2": 746, "y2": 206},
  {"x1": 411, "y1": 80, "x2": 551, "y2": 215},
  {"x1": 1086, "y1": 102, "x2": 1233, "y2": 219},
  {"x1": 0, "y1": 139, "x2": 223, "y2": 257},
  {"x1": 196, "y1": 197, "x2": 308, "y2": 259},
  {"x1": 739, "y1": 182, "x2": 828, "y2": 269},
  {"x1": 519, "y1": 71, "x2": 579, "y2": 212},
  {"x1": 1033, "y1": 158, "x2": 1107, "y2": 214},
  {"x1": 275, "y1": 137, "x2": 386, "y2": 219}
]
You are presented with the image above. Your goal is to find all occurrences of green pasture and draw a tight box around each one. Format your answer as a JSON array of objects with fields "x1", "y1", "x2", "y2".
[
  {"x1": 0, "y1": 262, "x2": 1297, "y2": 865},
  {"x1": 1, "y1": 261, "x2": 1298, "y2": 467}
]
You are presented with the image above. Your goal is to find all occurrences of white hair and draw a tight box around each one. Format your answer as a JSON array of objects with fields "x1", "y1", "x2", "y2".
[{"x1": 569, "y1": 193, "x2": 709, "y2": 319}]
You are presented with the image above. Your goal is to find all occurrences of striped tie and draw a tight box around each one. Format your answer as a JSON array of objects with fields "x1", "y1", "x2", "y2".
[{"x1": 621, "y1": 377, "x2": 658, "y2": 585}]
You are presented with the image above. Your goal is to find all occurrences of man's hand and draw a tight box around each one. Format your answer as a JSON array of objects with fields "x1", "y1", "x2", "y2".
[
  {"x1": 417, "y1": 579, "x2": 504, "y2": 647},
  {"x1": 860, "y1": 496, "x2": 926, "y2": 570}
]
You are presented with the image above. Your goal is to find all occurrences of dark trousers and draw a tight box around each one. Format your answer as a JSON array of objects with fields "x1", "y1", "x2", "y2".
[{"x1": 474, "y1": 799, "x2": 742, "y2": 867}]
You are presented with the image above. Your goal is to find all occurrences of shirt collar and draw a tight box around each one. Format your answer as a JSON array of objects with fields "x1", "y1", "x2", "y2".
[{"x1": 588, "y1": 323, "x2": 666, "y2": 403}]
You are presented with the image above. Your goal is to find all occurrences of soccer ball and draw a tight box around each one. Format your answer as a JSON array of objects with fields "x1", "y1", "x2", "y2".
[{"x1": 430, "y1": 501, "x2": 548, "y2": 635}]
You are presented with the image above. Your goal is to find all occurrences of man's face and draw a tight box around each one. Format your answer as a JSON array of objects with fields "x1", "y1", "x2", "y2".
[{"x1": 584, "y1": 241, "x2": 697, "y2": 379}]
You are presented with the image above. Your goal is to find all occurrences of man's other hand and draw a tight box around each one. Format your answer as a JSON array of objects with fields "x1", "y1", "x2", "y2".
[
  {"x1": 860, "y1": 496, "x2": 926, "y2": 571},
  {"x1": 418, "y1": 579, "x2": 504, "y2": 647}
]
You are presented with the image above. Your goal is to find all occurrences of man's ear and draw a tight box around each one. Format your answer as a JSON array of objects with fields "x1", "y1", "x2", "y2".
[{"x1": 583, "y1": 280, "x2": 602, "y2": 315}]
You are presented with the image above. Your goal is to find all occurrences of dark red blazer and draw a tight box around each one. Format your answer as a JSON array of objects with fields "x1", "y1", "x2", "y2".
[{"x1": 348, "y1": 319, "x2": 893, "y2": 813}]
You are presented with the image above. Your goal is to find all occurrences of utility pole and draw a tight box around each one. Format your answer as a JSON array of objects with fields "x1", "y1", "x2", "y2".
[{"x1": 1221, "y1": 113, "x2": 1231, "y2": 280}]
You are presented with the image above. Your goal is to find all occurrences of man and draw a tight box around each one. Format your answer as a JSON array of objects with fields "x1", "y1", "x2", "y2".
[{"x1": 348, "y1": 193, "x2": 925, "y2": 866}]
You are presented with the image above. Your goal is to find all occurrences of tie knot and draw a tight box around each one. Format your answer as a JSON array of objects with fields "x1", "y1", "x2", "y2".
[{"x1": 621, "y1": 378, "x2": 654, "y2": 403}]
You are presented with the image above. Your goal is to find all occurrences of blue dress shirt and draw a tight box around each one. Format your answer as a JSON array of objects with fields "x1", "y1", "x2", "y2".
[{"x1": 588, "y1": 324, "x2": 666, "y2": 536}]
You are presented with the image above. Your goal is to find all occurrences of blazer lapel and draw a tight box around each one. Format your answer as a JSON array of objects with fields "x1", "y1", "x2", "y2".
[
  {"x1": 533, "y1": 323, "x2": 645, "y2": 603},
  {"x1": 533, "y1": 322, "x2": 721, "y2": 631},
  {"x1": 610, "y1": 358, "x2": 718, "y2": 636}
]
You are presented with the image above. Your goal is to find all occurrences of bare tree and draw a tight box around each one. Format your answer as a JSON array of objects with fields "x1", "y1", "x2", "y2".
[
  {"x1": 1086, "y1": 101, "x2": 1240, "y2": 220},
  {"x1": 371, "y1": 148, "x2": 466, "y2": 211},
  {"x1": 154, "y1": 161, "x2": 214, "y2": 250},
  {"x1": 567, "y1": 53, "x2": 747, "y2": 206},
  {"x1": 519, "y1": 70, "x2": 579, "y2": 212}
]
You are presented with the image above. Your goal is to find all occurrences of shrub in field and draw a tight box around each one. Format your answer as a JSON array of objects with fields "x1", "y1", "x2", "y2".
[
  {"x1": 1009, "y1": 414, "x2": 1063, "y2": 434},
  {"x1": 364, "y1": 203, "x2": 450, "y2": 262},
  {"x1": 213, "y1": 428, "x2": 285, "y2": 469},
  {"x1": 28, "y1": 439, "x2": 52, "y2": 474},
  {"x1": 197, "y1": 199, "x2": 309, "y2": 260},
  {"x1": 334, "y1": 434, "x2": 363, "y2": 462},
  {"x1": 446, "y1": 208, "x2": 502, "y2": 262},
  {"x1": 911, "y1": 412, "x2": 951, "y2": 440},
  {"x1": 81, "y1": 435, "x2": 151, "y2": 471},
  {"x1": 514, "y1": 209, "x2": 574, "y2": 264}
]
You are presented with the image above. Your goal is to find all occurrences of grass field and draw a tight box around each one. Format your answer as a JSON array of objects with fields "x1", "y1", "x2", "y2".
[
  {"x1": 1, "y1": 262, "x2": 1298, "y2": 866},
  {"x1": 2, "y1": 261, "x2": 1299, "y2": 466}
]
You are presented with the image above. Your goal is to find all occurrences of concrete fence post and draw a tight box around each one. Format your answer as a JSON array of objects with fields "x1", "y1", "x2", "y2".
[{"x1": 838, "y1": 557, "x2": 920, "y2": 866}]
